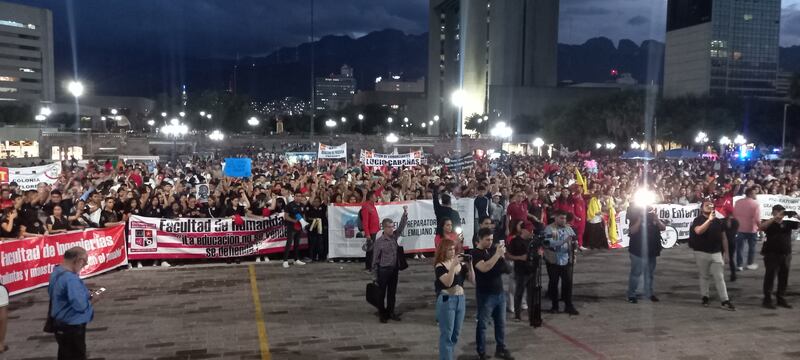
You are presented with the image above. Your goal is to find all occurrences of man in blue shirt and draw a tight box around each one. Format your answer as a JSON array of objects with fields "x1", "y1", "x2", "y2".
[
  {"x1": 543, "y1": 210, "x2": 579, "y2": 315},
  {"x1": 48, "y1": 247, "x2": 103, "y2": 360}
]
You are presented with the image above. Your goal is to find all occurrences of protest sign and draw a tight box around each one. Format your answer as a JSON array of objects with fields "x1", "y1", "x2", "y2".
[
  {"x1": 733, "y1": 194, "x2": 800, "y2": 221},
  {"x1": 360, "y1": 150, "x2": 426, "y2": 167},
  {"x1": 327, "y1": 198, "x2": 475, "y2": 258},
  {"x1": 196, "y1": 184, "x2": 210, "y2": 203},
  {"x1": 223, "y1": 158, "x2": 252, "y2": 178},
  {"x1": 127, "y1": 214, "x2": 296, "y2": 260},
  {"x1": 616, "y1": 203, "x2": 701, "y2": 248},
  {"x1": 1, "y1": 225, "x2": 127, "y2": 296},
  {"x1": 285, "y1": 152, "x2": 317, "y2": 164},
  {"x1": 444, "y1": 154, "x2": 475, "y2": 172},
  {"x1": 0, "y1": 163, "x2": 62, "y2": 191},
  {"x1": 318, "y1": 143, "x2": 347, "y2": 159}
]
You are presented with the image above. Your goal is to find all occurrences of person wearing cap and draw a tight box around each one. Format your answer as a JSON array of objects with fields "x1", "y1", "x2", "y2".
[
  {"x1": 758, "y1": 204, "x2": 798, "y2": 309},
  {"x1": 689, "y1": 199, "x2": 735, "y2": 310}
]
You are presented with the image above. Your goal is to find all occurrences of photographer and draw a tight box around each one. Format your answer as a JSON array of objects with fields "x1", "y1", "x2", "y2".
[
  {"x1": 470, "y1": 228, "x2": 514, "y2": 360},
  {"x1": 759, "y1": 205, "x2": 798, "y2": 309},
  {"x1": 434, "y1": 238, "x2": 475, "y2": 360},
  {"x1": 626, "y1": 205, "x2": 665, "y2": 303},
  {"x1": 543, "y1": 210, "x2": 579, "y2": 315}
]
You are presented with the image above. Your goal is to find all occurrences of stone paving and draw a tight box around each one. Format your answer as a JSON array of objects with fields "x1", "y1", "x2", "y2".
[{"x1": 4, "y1": 244, "x2": 800, "y2": 360}]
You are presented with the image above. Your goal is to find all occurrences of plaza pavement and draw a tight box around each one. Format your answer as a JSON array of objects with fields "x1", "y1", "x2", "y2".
[{"x1": 4, "y1": 243, "x2": 800, "y2": 360}]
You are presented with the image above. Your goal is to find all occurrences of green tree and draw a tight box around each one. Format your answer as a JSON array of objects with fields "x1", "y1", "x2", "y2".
[
  {"x1": 464, "y1": 113, "x2": 488, "y2": 134},
  {"x1": 0, "y1": 104, "x2": 32, "y2": 125}
]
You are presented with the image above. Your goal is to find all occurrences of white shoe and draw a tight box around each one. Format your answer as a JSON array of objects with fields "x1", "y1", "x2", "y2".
[
  {"x1": 256, "y1": 257, "x2": 262, "y2": 263},
  {"x1": 522, "y1": 304, "x2": 528, "y2": 310},
  {"x1": 295, "y1": 260, "x2": 306, "y2": 266},
  {"x1": 263, "y1": 257, "x2": 270, "y2": 263},
  {"x1": 327, "y1": 259, "x2": 334, "y2": 263},
  {"x1": 579, "y1": 246, "x2": 588, "y2": 251},
  {"x1": 160, "y1": 261, "x2": 171, "y2": 267},
  {"x1": 414, "y1": 254, "x2": 420, "y2": 259},
  {"x1": 136, "y1": 262, "x2": 143, "y2": 269},
  {"x1": 419, "y1": 254, "x2": 426, "y2": 259},
  {"x1": 282, "y1": 261, "x2": 290, "y2": 268},
  {"x1": 737, "y1": 266, "x2": 744, "y2": 271},
  {"x1": 746, "y1": 264, "x2": 758, "y2": 270}
]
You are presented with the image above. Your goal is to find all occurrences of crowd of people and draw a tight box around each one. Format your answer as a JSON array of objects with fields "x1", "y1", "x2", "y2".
[{"x1": 1, "y1": 152, "x2": 799, "y2": 359}]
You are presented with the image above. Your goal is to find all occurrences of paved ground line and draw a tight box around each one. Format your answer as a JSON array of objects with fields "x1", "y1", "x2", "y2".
[
  {"x1": 248, "y1": 264, "x2": 272, "y2": 360},
  {"x1": 544, "y1": 323, "x2": 607, "y2": 360}
]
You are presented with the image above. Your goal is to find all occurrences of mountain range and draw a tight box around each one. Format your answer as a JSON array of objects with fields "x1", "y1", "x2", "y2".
[{"x1": 60, "y1": 29, "x2": 800, "y2": 101}]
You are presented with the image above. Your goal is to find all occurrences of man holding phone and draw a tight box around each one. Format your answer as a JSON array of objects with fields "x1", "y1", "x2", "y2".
[
  {"x1": 471, "y1": 228, "x2": 514, "y2": 360},
  {"x1": 48, "y1": 247, "x2": 103, "y2": 360},
  {"x1": 759, "y1": 205, "x2": 798, "y2": 309},
  {"x1": 690, "y1": 199, "x2": 735, "y2": 311}
]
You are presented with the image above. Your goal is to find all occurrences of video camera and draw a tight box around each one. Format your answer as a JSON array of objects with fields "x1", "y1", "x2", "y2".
[{"x1": 527, "y1": 230, "x2": 548, "y2": 267}]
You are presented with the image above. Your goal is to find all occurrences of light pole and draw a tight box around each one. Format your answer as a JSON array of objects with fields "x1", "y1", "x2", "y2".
[
  {"x1": 783, "y1": 104, "x2": 790, "y2": 152},
  {"x1": 208, "y1": 129, "x2": 224, "y2": 141},
  {"x1": 533, "y1": 137, "x2": 544, "y2": 156},
  {"x1": 67, "y1": 80, "x2": 86, "y2": 152},
  {"x1": 695, "y1": 131, "x2": 709, "y2": 152},
  {"x1": 325, "y1": 118, "x2": 337, "y2": 138},
  {"x1": 162, "y1": 121, "x2": 189, "y2": 162},
  {"x1": 451, "y1": 90, "x2": 467, "y2": 157},
  {"x1": 357, "y1": 113, "x2": 364, "y2": 133},
  {"x1": 720, "y1": 136, "x2": 731, "y2": 157}
]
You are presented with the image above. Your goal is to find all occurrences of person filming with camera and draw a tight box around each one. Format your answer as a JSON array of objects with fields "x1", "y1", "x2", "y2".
[
  {"x1": 434, "y1": 238, "x2": 475, "y2": 360},
  {"x1": 470, "y1": 228, "x2": 514, "y2": 360},
  {"x1": 759, "y1": 205, "x2": 798, "y2": 309},
  {"x1": 626, "y1": 203, "x2": 665, "y2": 303}
]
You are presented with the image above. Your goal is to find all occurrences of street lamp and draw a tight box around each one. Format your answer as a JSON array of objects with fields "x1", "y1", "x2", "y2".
[
  {"x1": 67, "y1": 80, "x2": 84, "y2": 98},
  {"x1": 161, "y1": 112, "x2": 167, "y2": 118},
  {"x1": 421, "y1": 122, "x2": 427, "y2": 128},
  {"x1": 200, "y1": 111, "x2": 206, "y2": 117},
  {"x1": 595, "y1": 143, "x2": 602, "y2": 149},
  {"x1": 733, "y1": 134, "x2": 746, "y2": 145},
  {"x1": 631, "y1": 141, "x2": 640, "y2": 149},
  {"x1": 206, "y1": 114, "x2": 212, "y2": 119},
  {"x1": 100, "y1": 116, "x2": 106, "y2": 121},
  {"x1": 403, "y1": 117, "x2": 409, "y2": 123},
  {"x1": 179, "y1": 111, "x2": 186, "y2": 117},
  {"x1": 358, "y1": 114, "x2": 364, "y2": 121},
  {"x1": 35, "y1": 114, "x2": 46, "y2": 121},
  {"x1": 605, "y1": 143, "x2": 616, "y2": 150},
  {"x1": 208, "y1": 129, "x2": 224, "y2": 141},
  {"x1": 532, "y1": 137, "x2": 545, "y2": 156},
  {"x1": 387, "y1": 117, "x2": 393, "y2": 124},
  {"x1": 110, "y1": 108, "x2": 118, "y2": 115},
  {"x1": 147, "y1": 119, "x2": 155, "y2": 126},
  {"x1": 490, "y1": 122, "x2": 513, "y2": 141},
  {"x1": 161, "y1": 121, "x2": 190, "y2": 161},
  {"x1": 341, "y1": 116, "x2": 347, "y2": 123},
  {"x1": 247, "y1": 116, "x2": 260, "y2": 127},
  {"x1": 451, "y1": 89, "x2": 467, "y2": 108},
  {"x1": 386, "y1": 133, "x2": 399, "y2": 143},
  {"x1": 433, "y1": 115, "x2": 440, "y2": 122},
  {"x1": 40, "y1": 106, "x2": 52, "y2": 117},
  {"x1": 170, "y1": 118, "x2": 179, "y2": 125},
  {"x1": 720, "y1": 136, "x2": 731, "y2": 146}
]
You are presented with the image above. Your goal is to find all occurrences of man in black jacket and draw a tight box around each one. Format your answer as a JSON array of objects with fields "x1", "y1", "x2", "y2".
[
  {"x1": 433, "y1": 185, "x2": 462, "y2": 236},
  {"x1": 626, "y1": 205, "x2": 665, "y2": 303}
]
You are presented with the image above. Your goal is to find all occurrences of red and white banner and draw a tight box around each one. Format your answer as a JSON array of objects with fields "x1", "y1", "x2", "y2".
[
  {"x1": 127, "y1": 214, "x2": 295, "y2": 260},
  {"x1": 0, "y1": 225, "x2": 127, "y2": 296},
  {"x1": 0, "y1": 163, "x2": 62, "y2": 191}
]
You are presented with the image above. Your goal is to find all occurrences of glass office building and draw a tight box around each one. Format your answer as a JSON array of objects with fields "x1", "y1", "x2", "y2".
[{"x1": 664, "y1": 0, "x2": 782, "y2": 98}]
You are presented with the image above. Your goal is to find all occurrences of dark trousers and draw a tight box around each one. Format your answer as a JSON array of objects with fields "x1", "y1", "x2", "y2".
[
  {"x1": 55, "y1": 323, "x2": 86, "y2": 360},
  {"x1": 727, "y1": 234, "x2": 737, "y2": 281},
  {"x1": 365, "y1": 233, "x2": 376, "y2": 270},
  {"x1": 514, "y1": 272, "x2": 532, "y2": 317},
  {"x1": 546, "y1": 263, "x2": 573, "y2": 308},
  {"x1": 764, "y1": 253, "x2": 792, "y2": 300},
  {"x1": 308, "y1": 231, "x2": 325, "y2": 261},
  {"x1": 283, "y1": 227, "x2": 301, "y2": 261},
  {"x1": 376, "y1": 266, "x2": 399, "y2": 318}
]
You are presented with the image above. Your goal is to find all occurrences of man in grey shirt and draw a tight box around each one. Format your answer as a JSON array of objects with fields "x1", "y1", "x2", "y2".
[{"x1": 371, "y1": 206, "x2": 408, "y2": 323}]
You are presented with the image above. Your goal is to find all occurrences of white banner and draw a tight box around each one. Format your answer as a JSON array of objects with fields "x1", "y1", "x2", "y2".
[
  {"x1": 734, "y1": 194, "x2": 800, "y2": 221},
  {"x1": 360, "y1": 150, "x2": 426, "y2": 167},
  {"x1": 616, "y1": 203, "x2": 701, "y2": 248},
  {"x1": 318, "y1": 143, "x2": 347, "y2": 159},
  {"x1": 0, "y1": 163, "x2": 61, "y2": 190},
  {"x1": 327, "y1": 198, "x2": 475, "y2": 258}
]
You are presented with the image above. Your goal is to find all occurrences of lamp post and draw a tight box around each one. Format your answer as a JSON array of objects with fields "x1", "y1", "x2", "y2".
[
  {"x1": 162, "y1": 121, "x2": 189, "y2": 162},
  {"x1": 325, "y1": 118, "x2": 337, "y2": 138},
  {"x1": 386, "y1": 133, "x2": 398, "y2": 144},
  {"x1": 782, "y1": 104, "x2": 790, "y2": 152},
  {"x1": 532, "y1": 137, "x2": 544, "y2": 156},
  {"x1": 451, "y1": 89, "x2": 467, "y2": 158},
  {"x1": 720, "y1": 136, "x2": 731, "y2": 157},
  {"x1": 358, "y1": 113, "x2": 364, "y2": 133},
  {"x1": 208, "y1": 129, "x2": 224, "y2": 141}
]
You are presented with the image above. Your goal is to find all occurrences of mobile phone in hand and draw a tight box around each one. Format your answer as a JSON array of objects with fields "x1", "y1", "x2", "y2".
[{"x1": 93, "y1": 287, "x2": 106, "y2": 296}]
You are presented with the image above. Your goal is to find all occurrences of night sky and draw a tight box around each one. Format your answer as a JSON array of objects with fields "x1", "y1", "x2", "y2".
[{"x1": 7, "y1": 0, "x2": 800, "y2": 61}]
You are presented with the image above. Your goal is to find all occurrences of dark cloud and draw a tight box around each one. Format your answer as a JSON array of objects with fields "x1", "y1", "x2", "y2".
[
  {"x1": 627, "y1": 15, "x2": 649, "y2": 26},
  {"x1": 781, "y1": 4, "x2": 800, "y2": 46}
]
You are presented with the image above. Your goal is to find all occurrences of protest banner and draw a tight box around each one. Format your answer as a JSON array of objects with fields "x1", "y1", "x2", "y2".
[
  {"x1": 733, "y1": 194, "x2": 800, "y2": 221},
  {"x1": 285, "y1": 152, "x2": 317, "y2": 164},
  {"x1": 616, "y1": 203, "x2": 701, "y2": 248},
  {"x1": 196, "y1": 184, "x2": 210, "y2": 203},
  {"x1": 318, "y1": 143, "x2": 347, "y2": 159},
  {"x1": 0, "y1": 225, "x2": 127, "y2": 296},
  {"x1": 127, "y1": 214, "x2": 297, "y2": 260},
  {"x1": 360, "y1": 150, "x2": 426, "y2": 167},
  {"x1": 223, "y1": 158, "x2": 252, "y2": 178},
  {"x1": 327, "y1": 198, "x2": 475, "y2": 258},
  {"x1": 0, "y1": 163, "x2": 62, "y2": 191},
  {"x1": 444, "y1": 154, "x2": 475, "y2": 172}
]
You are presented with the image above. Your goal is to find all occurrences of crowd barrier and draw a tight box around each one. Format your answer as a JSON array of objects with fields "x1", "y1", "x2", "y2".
[{"x1": 1, "y1": 225, "x2": 127, "y2": 296}]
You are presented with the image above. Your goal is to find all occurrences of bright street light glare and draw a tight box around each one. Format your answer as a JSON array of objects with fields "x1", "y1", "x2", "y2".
[
  {"x1": 633, "y1": 188, "x2": 657, "y2": 207},
  {"x1": 170, "y1": 118, "x2": 179, "y2": 125},
  {"x1": 200, "y1": 111, "x2": 206, "y2": 116},
  {"x1": 248, "y1": 117, "x2": 260, "y2": 126},
  {"x1": 451, "y1": 89, "x2": 467, "y2": 108},
  {"x1": 325, "y1": 119, "x2": 337, "y2": 128},
  {"x1": 39, "y1": 106, "x2": 51, "y2": 116},
  {"x1": 433, "y1": 115, "x2": 440, "y2": 121},
  {"x1": 179, "y1": 111, "x2": 186, "y2": 117},
  {"x1": 341, "y1": 116, "x2": 347, "y2": 123},
  {"x1": 734, "y1": 134, "x2": 747, "y2": 145},
  {"x1": 403, "y1": 117, "x2": 409, "y2": 123},
  {"x1": 386, "y1": 133, "x2": 399, "y2": 143},
  {"x1": 358, "y1": 114, "x2": 364, "y2": 120},
  {"x1": 208, "y1": 130, "x2": 224, "y2": 141},
  {"x1": 67, "y1": 80, "x2": 84, "y2": 98},
  {"x1": 428, "y1": 120, "x2": 434, "y2": 126},
  {"x1": 387, "y1": 117, "x2": 393, "y2": 123},
  {"x1": 206, "y1": 114, "x2": 212, "y2": 119},
  {"x1": 34, "y1": 114, "x2": 46, "y2": 121},
  {"x1": 161, "y1": 112, "x2": 167, "y2": 117},
  {"x1": 720, "y1": 136, "x2": 731, "y2": 145},
  {"x1": 110, "y1": 108, "x2": 118, "y2": 115},
  {"x1": 147, "y1": 119, "x2": 155, "y2": 126},
  {"x1": 532, "y1": 138, "x2": 544, "y2": 147},
  {"x1": 421, "y1": 123, "x2": 427, "y2": 128}
]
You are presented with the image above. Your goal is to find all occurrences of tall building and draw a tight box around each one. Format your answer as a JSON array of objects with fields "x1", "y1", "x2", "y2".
[
  {"x1": 0, "y1": 1, "x2": 55, "y2": 103},
  {"x1": 427, "y1": 0, "x2": 559, "y2": 135},
  {"x1": 664, "y1": 0, "x2": 782, "y2": 98},
  {"x1": 314, "y1": 64, "x2": 356, "y2": 112}
]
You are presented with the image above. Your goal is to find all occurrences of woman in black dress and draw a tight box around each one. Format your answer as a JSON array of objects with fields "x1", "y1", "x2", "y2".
[{"x1": 46, "y1": 204, "x2": 72, "y2": 234}]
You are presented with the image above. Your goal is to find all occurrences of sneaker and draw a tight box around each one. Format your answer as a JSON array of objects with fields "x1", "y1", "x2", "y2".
[
  {"x1": 161, "y1": 261, "x2": 171, "y2": 267},
  {"x1": 327, "y1": 259, "x2": 334, "y2": 263},
  {"x1": 565, "y1": 306, "x2": 580, "y2": 316},
  {"x1": 721, "y1": 301, "x2": 736, "y2": 311},
  {"x1": 263, "y1": 257, "x2": 270, "y2": 263},
  {"x1": 418, "y1": 253, "x2": 426, "y2": 259},
  {"x1": 521, "y1": 303, "x2": 528, "y2": 310},
  {"x1": 579, "y1": 246, "x2": 588, "y2": 251},
  {"x1": 389, "y1": 313, "x2": 402, "y2": 321},
  {"x1": 628, "y1": 297, "x2": 638, "y2": 304},
  {"x1": 282, "y1": 261, "x2": 290, "y2": 268},
  {"x1": 746, "y1": 264, "x2": 758, "y2": 270},
  {"x1": 763, "y1": 299, "x2": 777, "y2": 309},
  {"x1": 256, "y1": 257, "x2": 262, "y2": 263},
  {"x1": 495, "y1": 348, "x2": 515, "y2": 360},
  {"x1": 414, "y1": 254, "x2": 420, "y2": 259},
  {"x1": 650, "y1": 295, "x2": 660, "y2": 302},
  {"x1": 136, "y1": 262, "x2": 143, "y2": 269},
  {"x1": 737, "y1": 266, "x2": 744, "y2": 271},
  {"x1": 295, "y1": 260, "x2": 306, "y2": 266},
  {"x1": 702, "y1": 296, "x2": 710, "y2": 307},
  {"x1": 776, "y1": 298, "x2": 793, "y2": 309},
  {"x1": 477, "y1": 353, "x2": 491, "y2": 360}
]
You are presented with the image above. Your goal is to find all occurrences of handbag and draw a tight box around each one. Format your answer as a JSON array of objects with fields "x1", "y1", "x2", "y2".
[
  {"x1": 396, "y1": 246, "x2": 408, "y2": 271},
  {"x1": 366, "y1": 282, "x2": 381, "y2": 309}
]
